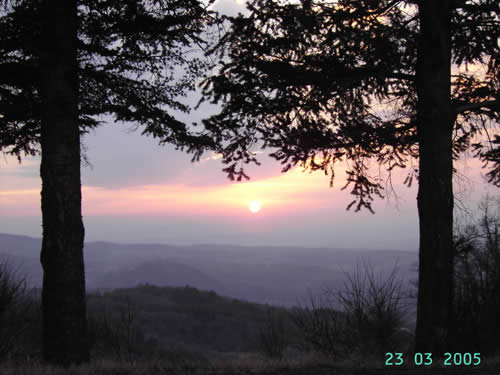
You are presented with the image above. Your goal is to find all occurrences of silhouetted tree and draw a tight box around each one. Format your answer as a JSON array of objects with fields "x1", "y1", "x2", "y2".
[
  {"x1": 38, "y1": 0, "x2": 89, "y2": 365},
  {"x1": 200, "y1": 0, "x2": 499, "y2": 354},
  {"x1": 0, "y1": 0, "x2": 217, "y2": 365}
]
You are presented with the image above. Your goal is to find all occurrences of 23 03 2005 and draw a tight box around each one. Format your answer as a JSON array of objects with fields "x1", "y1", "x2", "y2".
[{"x1": 385, "y1": 352, "x2": 481, "y2": 366}]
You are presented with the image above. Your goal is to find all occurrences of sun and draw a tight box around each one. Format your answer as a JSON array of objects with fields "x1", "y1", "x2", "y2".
[{"x1": 248, "y1": 200, "x2": 261, "y2": 213}]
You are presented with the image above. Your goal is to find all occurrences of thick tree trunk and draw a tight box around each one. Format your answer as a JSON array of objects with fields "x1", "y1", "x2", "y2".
[
  {"x1": 415, "y1": 1, "x2": 454, "y2": 354},
  {"x1": 39, "y1": 0, "x2": 89, "y2": 365}
]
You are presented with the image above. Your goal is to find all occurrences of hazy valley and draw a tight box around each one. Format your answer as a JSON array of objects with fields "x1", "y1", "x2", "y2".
[{"x1": 0, "y1": 232, "x2": 418, "y2": 307}]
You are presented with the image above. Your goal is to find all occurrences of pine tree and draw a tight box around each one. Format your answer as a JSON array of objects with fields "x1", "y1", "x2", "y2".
[
  {"x1": 200, "y1": 0, "x2": 499, "y2": 353},
  {"x1": 0, "y1": 0, "x2": 217, "y2": 364},
  {"x1": 38, "y1": 0, "x2": 88, "y2": 364}
]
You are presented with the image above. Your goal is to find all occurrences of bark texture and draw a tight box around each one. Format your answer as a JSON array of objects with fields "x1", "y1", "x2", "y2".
[
  {"x1": 39, "y1": 0, "x2": 89, "y2": 365},
  {"x1": 415, "y1": 0, "x2": 454, "y2": 354}
]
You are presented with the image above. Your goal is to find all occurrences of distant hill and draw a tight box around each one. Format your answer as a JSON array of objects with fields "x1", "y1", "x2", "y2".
[
  {"x1": 0, "y1": 232, "x2": 418, "y2": 307},
  {"x1": 0, "y1": 233, "x2": 41, "y2": 258},
  {"x1": 96, "y1": 259, "x2": 227, "y2": 292}
]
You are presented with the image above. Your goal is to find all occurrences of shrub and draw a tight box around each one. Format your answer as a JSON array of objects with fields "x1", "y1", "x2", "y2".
[
  {"x1": 291, "y1": 294, "x2": 349, "y2": 359},
  {"x1": 88, "y1": 297, "x2": 148, "y2": 362},
  {"x1": 338, "y1": 262, "x2": 408, "y2": 357},
  {"x1": 292, "y1": 262, "x2": 410, "y2": 359},
  {"x1": 450, "y1": 196, "x2": 500, "y2": 355},
  {"x1": 258, "y1": 307, "x2": 288, "y2": 359},
  {"x1": 0, "y1": 260, "x2": 40, "y2": 360}
]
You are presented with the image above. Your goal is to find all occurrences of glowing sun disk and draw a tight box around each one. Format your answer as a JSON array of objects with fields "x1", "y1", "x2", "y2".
[{"x1": 249, "y1": 200, "x2": 261, "y2": 213}]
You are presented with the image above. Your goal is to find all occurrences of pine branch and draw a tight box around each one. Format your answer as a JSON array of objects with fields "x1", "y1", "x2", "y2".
[{"x1": 455, "y1": 100, "x2": 499, "y2": 114}]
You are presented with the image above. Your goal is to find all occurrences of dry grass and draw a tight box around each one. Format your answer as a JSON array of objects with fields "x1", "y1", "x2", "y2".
[
  {"x1": 0, "y1": 358, "x2": 205, "y2": 375},
  {"x1": 1, "y1": 354, "x2": 500, "y2": 375}
]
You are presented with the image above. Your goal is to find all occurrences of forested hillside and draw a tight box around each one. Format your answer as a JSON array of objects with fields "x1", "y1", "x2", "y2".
[{"x1": 87, "y1": 284, "x2": 295, "y2": 357}]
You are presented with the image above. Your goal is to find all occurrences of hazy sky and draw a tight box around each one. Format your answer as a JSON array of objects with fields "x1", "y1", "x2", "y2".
[{"x1": 0, "y1": 0, "x2": 496, "y2": 250}]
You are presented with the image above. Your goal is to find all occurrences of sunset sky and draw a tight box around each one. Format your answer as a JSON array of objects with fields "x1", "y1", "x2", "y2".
[{"x1": 0, "y1": 0, "x2": 496, "y2": 250}]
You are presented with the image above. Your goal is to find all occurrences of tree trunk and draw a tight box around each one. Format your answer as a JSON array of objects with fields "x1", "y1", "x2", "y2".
[
  {"x1": 39, "y1": 0, "x2": 89, "y2": 365},
  {"x1": 415, "y1": 0, "x2": 454, "y2": 354}
]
